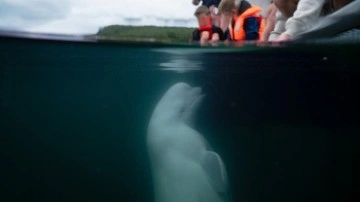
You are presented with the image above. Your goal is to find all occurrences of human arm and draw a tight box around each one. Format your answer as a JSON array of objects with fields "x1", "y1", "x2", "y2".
[
  {"x1": 282, "y1": 0, "x2": 326, "y2": 38},
  {"x1": 261, "y1": 4, "x2": 277, "y2": 41},
  {"x1": 211, "y1": 33, "x2": 220, "y2": 42},
  {"x1": 269, "y1": 10, "x2": 287, "y2": 41},
  {"x1": 200, "y1": 31, "x2": 210, "y2": 45}
]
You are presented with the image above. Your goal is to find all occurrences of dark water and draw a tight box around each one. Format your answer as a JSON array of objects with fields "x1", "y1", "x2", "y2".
[{"x1": 1, "y1": 36, "x2": 359, "y2": 202}]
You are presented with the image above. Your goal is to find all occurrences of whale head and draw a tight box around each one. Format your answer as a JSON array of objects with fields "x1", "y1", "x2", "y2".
[
  {"x1": 151, "y1": 82, "x2": 205, "y2": 126},
  {"x1": 147, "y1": 82, "x2": 232, "y2": 202}
]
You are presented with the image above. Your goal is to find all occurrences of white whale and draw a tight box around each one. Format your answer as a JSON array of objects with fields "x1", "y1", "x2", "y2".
[{"x1": 147, "y1": 82, "x2": 231, "y2": 202}]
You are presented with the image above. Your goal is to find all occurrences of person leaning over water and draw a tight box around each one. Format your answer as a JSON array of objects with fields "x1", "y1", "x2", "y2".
[
  {"x1": 192, "y1": 5, "x2": 226, "y2": 45},
  {"x1": 269, "y1": 0, "x2": 354, "y2": 42},
  {"x1": 218, "y1": 0, "x2": 265, "y2": 41},
  {"x1": 269, "y1": 0, "x2": 327, "y2": 42},
  {"x1": 192, "y1": 0, "x2": 227, "y2": 31}
]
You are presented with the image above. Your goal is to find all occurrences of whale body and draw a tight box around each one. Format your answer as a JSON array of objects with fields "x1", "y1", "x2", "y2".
[{"x1": 147, "y1": 82, "x2": 231, "y2": 202}]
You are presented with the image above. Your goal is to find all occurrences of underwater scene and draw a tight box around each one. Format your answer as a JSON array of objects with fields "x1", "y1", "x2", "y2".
[{"x1": 1, "y1": 34, "x2": 359, "y2": 202}]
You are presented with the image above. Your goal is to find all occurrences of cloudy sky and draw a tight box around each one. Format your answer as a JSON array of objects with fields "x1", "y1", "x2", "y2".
[{"x1": 0, "y1": 0, "x2": 270, "y2": 35}]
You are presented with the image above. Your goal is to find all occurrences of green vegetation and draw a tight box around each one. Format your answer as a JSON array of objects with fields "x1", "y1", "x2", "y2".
[{"x1": 96, "y1": 25, "x2": 195, "y2": 43}]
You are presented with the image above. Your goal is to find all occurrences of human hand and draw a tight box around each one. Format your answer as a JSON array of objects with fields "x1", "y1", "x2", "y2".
[
  {"x1": 200, "y1": 31, "x2": 210, "y2": 40},
  {"x1": 211, "y1": 33, "x2": 220, "y2": 43},
  {"x1": 200, "y1": 31, "x2": 210, "y2": 45},
  {"x1": 274, "y1": 33, "x2": 292, "y2": 42}
]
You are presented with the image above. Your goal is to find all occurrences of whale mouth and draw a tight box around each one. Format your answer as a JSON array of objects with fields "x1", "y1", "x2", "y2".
[
  {"x1": 182, "y1": 87, "x2": 206, "y2": 127},
  {"x1": 189, "y1": 93, "x2": 206, "y2": 110},
  {"x1": 183, "y1": 93, "x2": 206, "y2": 127},
  {"x1": 189, "y1": 87, "x2": 203, "y2": 106}
]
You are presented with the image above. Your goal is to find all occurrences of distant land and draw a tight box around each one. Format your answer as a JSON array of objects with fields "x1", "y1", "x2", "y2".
[{"x1": 96, "y1": 25, "x2": 195, "y2": 43}]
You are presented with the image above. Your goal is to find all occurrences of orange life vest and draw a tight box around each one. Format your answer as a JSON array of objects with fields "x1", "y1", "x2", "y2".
[{"x1": 229, "y1": 5, "x2": 265, "y2": 41}]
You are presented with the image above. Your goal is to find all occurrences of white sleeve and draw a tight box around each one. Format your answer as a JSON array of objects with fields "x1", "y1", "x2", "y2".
[
  {"x1": 269, "y1": 10, "x2": 287, "y2": 41},
  {"x1": 284, "y1": 0, "x2": 326, "y2": 37}
]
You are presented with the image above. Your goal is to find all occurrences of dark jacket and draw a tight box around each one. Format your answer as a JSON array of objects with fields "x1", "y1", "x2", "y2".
[
  {"x1": 201, "y1": 0, "x2": 221, "y2": 8},
  {"x1": 192, "y1": 25, "x2": 226, "y2": 41}
]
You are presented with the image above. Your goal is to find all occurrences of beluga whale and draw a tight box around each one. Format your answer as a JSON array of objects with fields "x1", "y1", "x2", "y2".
[{"x1": 147, "y1": 82, "x2": 231, "y2": 202}]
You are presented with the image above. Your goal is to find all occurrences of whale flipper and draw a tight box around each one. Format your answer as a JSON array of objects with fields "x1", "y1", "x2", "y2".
[{"x1": 202, "y1": 151, "x2": 229, "y2": 194}]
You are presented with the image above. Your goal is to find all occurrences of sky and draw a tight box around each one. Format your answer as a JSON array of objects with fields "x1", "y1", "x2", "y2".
[{"x1": 0, "y1": 0, "x2": 270, "y2": 35}]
